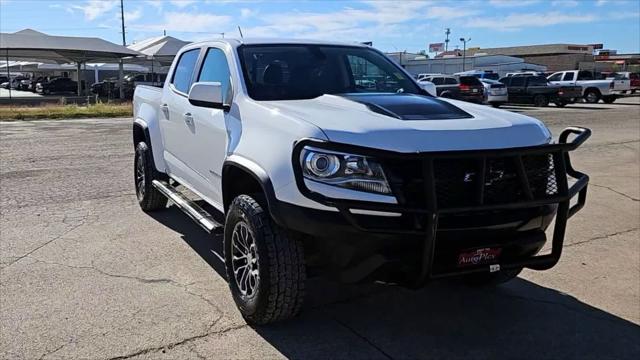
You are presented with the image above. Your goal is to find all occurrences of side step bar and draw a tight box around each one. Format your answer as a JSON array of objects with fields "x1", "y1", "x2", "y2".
[{"x1": 152, "y1": 180, "x2": 224, "y2": 235}]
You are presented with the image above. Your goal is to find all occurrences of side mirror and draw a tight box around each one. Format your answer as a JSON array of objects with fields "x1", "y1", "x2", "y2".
[
  {"x1": 418, "y1": 81, "x2": 437, "y2": 97},
  {"x1": 188, "y1": 82, "x2": 229, "y2": 110}
]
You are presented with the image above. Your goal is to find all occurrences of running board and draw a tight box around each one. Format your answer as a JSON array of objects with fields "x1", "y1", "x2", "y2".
[{"x1": 152, "y1": 180, "x2": 223, "y2": 235}]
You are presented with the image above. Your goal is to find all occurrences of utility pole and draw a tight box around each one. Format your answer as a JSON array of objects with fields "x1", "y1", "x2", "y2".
[
  {"x1": 118, "y1": 0, "x2": 126, "y2": 100},
  {"x1": 459, "y1": 37, "x2": 470, "y2": 72},
  {"x1": 444, "y1": 28, "x2": 450, "y2": 52}
]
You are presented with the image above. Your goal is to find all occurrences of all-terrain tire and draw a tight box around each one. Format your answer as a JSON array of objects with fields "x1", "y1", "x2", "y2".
[
  {"x1": 224, "y1": 195, "x2": 306, "y2": 325},
  {"x1": 533, "y1": 94, "x2": 549, "y2": 107},
  {"x1": 462, "y1": 268, "x2": 523, "y2": 287},
  {"x1": 134, "y1": 142, "x2": 168, "y2": 211},
  {"x1": 584, "y1": 88, "x2": 601, "y2": 103}
]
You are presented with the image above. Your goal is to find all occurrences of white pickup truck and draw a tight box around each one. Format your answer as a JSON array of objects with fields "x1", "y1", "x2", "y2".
[
  {"x1": 547, "y1": 70, "x2": 628, "y2": 103},
  {"x1": 133, "y1": 39, "x2": 591, "y2": 325}
]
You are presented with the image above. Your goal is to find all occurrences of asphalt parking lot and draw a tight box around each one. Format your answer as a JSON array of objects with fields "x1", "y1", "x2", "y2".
[{"x1": 1, "y1": 98, "x2": 639, "y2": 359}]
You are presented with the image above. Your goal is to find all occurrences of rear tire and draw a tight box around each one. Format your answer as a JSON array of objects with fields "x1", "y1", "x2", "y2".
[
  {"x1": 533, "y1": 94, "x2": 549, "y2": 107},
  {"x1": 224, "y1": 194, "x2": 306, "y2": 325},
  {"x1": 584, "y1": 89, "x2": 601, "y2": 103},
  {"x1": 134, "y1": 142, "x2": 168, "y2": 212},
  {"x1": 554, "y1": 100, "x2": 567, "y2": 108},
  {"x1": 463, "y1": 268, "x2": 523, "y2": 286},
  {"x1": 490, "y1": 102, "x2": 501, "y2": 108},
  {"x1": 602, "y1": 95, "x2": 616, "y2": 104}
]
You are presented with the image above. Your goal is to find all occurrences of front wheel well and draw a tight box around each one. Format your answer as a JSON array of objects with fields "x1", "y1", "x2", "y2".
[
  {"x1": 222, "y1": 165, "x2": 265, "y2": 212},
  {"x1": 133, "y1": 123, "x2": 146, "y2": 148}
]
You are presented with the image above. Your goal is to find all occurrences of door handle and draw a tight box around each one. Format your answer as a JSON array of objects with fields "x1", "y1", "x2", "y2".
[{"x1": 183, "y1": 113, "x2": 194, "y2": 126}]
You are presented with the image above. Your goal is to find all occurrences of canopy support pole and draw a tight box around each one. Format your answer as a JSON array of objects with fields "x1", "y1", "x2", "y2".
[
  {"x1": 76, "y1": 61, "x2": 82, "y2": 96},
  {"x1": 5, "y1": 49, "x2": 11, "y2": 101},
  {"x1": 118, "y1": 60, "x2": 124, "y2": 100}
]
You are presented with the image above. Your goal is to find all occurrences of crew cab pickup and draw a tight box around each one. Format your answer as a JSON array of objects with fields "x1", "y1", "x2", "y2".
[
  {"x1": 499, "y1": 75, "x2": 582, "y2": 107},
  {"x1": 133, "y1": 39, "x2": 590, "y2": 325},
  {"x1": 547, "y1": 70, "x2": 624, "y2": 103}
]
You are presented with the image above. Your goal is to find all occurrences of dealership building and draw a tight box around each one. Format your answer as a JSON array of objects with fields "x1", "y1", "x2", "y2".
[{"x1": 386, "y1": 52, "x2": 547, "y2": 77}]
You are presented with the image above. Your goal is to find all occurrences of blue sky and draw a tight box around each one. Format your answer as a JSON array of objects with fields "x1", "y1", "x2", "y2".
[{"x1": 1, "y1": 0, "x2": 639, "y2": 53}]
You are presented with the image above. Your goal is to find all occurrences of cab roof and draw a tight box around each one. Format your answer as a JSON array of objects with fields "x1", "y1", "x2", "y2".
[{"x1": 189, "y1": 38, "x2": 370, "y2": 48}]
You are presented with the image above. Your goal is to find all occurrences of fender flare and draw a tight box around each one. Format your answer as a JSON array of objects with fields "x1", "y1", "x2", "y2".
[
  {"x1": 222, "y1": 155, "x2": 283, "y2": 226},
  {"x1": 133, "y1": 117, "x2": 166, "y2": 173}
]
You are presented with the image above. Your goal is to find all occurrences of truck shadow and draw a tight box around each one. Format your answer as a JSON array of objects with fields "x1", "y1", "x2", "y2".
[{"x1": 149, "y1": 205, "x2": 640, "y2": 360}]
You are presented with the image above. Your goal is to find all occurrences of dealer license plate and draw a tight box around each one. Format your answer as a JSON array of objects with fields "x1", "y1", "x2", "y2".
[{"x1": 457, "y1": 247, "x2": 502, "y2": 267}]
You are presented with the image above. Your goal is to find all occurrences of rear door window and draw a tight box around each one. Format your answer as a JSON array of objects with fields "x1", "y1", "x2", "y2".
[
  {"x1": 528, "y1": 76, "x2": 548, "y2": 86},
  {"x1": 444, "y1": 77, "x2": 458, "y2": 85},
  {"x1": 510, "y1": 77, "x2": 525, "y2": 87},
  {"x1": 171, "y1": 49, "x2": 200, "y2": 94},
  {"x1": 431, "y1": 77, "x2": 444, "y2": 85}
]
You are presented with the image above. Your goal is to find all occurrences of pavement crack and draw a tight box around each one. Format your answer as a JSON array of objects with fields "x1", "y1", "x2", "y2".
[
  {"x1": 564, "y1": 227, "x2": 638, "y2": 248},
  {"x1": 3, "y1": 219, "x2": 87, "y2": 269},
  {"x1": 38, "y1": 340, "x2": 74, "y2": 360},
  {"x1": 24, "y1": 257, "x2": 224, "y2": 313},
  {"x1": 104, "y1": 322, "x2": 247, "y2": 360},
  {"x1": 590, "y1": 182, "x2": 639, "y2": 202}
]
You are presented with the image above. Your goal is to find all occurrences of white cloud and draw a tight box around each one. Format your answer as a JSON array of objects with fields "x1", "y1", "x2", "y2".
[
  {"x1": 596, "y1": 0, "x2": 608, "y2": 6},
  {"x1": 489, "y1": 0, "x2": 539, "y2": 7},
  {"x1": 170, "y1": 0, "x2": 195, "y2": 8},
  {"x1": 465, "y1": 11, "x2": 596, "y2": 30},
  {"x1": 130, "y1": 11, "x2": 232, "y2": 32},
  {"x1": 125, "y1": 7, "x2": 142, "y2": 22},
  {"x1": 145, "y1": 0, "x2": 163, "y2": 10},
  {"x1": 240, "y1": 8, "x2": 257, "y2": 18},
  {"x1": 551, "y1": 0, "x2": 579, "y2": 6},
  {"x1": 71, "y1": 0, "x2": 118, "y2": 21}
]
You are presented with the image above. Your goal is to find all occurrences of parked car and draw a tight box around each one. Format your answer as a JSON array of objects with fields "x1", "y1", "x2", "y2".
[
  {"x1": 18, "y1": 79, "x2": 32, "y2": 91},
  {"x1": 421, "y1": 75, "x2": 484, "y2": 103},
  {"x1": 547, "y1": 70, "x2": 624, "y2": 103},
  {"x1": 36, "y1": 77, "x2": 78, "y2": 95},
  {"x1": 480, "y1": 78, "x2": 508, "y2": 107},
  {"x1": 499, "y1": 75, "x2": 581, "y2": 107},
  {"x1": 454, "y1": 70, "x2": 500, "y2": 80},
  {"x1": 132, "y1": 39, "x2": 590, "y2": 325},
  {"x1": 1, "y1": 76, "x2": 28, "y2": 90}
]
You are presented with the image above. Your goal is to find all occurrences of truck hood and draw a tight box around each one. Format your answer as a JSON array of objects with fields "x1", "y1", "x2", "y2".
[{"x1": 261, "y1": 93, "x2": 552, "y2": 152}]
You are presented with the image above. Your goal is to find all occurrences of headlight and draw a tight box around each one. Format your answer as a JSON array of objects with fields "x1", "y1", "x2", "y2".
[{"x1": 301, "y1": 147, "x2": 392, "y2": 195}]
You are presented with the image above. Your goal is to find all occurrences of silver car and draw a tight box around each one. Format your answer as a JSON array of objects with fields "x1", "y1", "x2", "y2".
[{"x1": 480, "y1": 78, "x2": 508, "y2": 107}]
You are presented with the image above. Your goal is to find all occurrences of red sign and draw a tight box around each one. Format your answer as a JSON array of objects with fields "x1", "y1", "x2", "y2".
[
  {"x1": 429, "y1": 43, "x2": 444, "y2": 52},
  {"x1": 457, "y1": 248, "x2": 502, "y2": 267}
]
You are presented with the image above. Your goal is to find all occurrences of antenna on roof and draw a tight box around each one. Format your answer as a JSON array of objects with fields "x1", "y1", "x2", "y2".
[{"x1": 238, "y1": 26, "x2": 244, "y2": 39}]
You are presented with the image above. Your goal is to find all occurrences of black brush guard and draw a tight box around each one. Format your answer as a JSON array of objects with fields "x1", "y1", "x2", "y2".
[{"x1": 292, "y1": 127, "x2": 591, "y2": 284}]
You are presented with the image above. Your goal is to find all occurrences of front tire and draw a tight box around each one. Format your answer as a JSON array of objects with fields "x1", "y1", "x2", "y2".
[
  {"x1": 134, "y1": 142, "x2": 168, "y2": 211},
  {"x1": 224, "y1": 195, "x2": 306, "y2": 325}
]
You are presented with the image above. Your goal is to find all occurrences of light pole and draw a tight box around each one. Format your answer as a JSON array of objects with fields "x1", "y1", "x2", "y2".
[{"x1": 459, "y1": 37, "x2": 470, "y2": 72}]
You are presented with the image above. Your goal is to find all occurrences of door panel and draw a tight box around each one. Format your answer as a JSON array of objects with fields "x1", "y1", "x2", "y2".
[
  {"x1": 188, "y1": 47, "x2": 234, "y2": 206},
  {"x1": 159, "y1": 48, "x2": 204, "y2": 188}
]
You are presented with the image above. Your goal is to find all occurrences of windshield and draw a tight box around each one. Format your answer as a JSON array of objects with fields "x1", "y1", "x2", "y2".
[{"x1": 238, "y1": 44, "x2": 422, "y2": 100}]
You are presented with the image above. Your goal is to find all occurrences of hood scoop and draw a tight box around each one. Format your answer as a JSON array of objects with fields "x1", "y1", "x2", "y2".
[{"x1": 339, "y1": 93, "x2": 473, "y2": 120}]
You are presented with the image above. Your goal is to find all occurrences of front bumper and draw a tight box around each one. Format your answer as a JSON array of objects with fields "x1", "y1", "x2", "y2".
[{"x1": 289, "y1": 127, "x2": 591, "y2": 284}]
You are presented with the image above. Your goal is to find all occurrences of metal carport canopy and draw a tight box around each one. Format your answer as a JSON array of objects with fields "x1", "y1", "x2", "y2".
[{"x1": 0, "y1": 29, "x2": 141, "y2": 95}]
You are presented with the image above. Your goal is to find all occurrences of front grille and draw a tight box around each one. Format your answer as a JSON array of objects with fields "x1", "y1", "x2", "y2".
[{"x1": 386, "y1": 153, "x2": 559, "y2": 210}]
